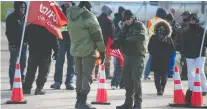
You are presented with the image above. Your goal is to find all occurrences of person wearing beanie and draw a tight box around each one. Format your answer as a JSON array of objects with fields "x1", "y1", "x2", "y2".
[
  {"x1": 66, "y1": 1, "x2": 105, "y2": 109},
  {"x1": 182, "y1": 13, "x2": 207, "y2": 97},
  {"x1": 50, "y1": 1, "x2": 75, "y2": 90},
  {"x1": 144, "y1": 8, "x2": 168, "y2": 80},
  {"x1": 111, "y1": 9, "x2": 146, "y2": 109},
  {"x1": 5, "y1": 1, "x2": 28, "y2": 90},
  {"x1": 175, "y1": 11, "x2": 191, "y2": 80},
  {"x1": 166, "y1": 13, "x2": 181, "y2": 78},
  {"x1": 97, "y1": 5, "x2": 114, "y2": 79}
]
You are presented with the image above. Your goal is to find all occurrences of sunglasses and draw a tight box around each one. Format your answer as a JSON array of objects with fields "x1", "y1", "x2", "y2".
[{"x1": 124, "y1": 17, "x2": 131, "y2": 21}]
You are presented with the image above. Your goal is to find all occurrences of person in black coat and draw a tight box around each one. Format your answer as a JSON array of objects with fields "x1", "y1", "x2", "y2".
[
  {"x1": 23, "y1": 24, "x2": 59, "y2": 95},
  {"x1": 182, "y1": 13, "x2": 207, "y2": 96},
  {"x1": 5, "y1": 1, "x2": 28, "y2": 90},
  {"x1": 148, "y1": 20, "x2": 175, "y2": 96}
]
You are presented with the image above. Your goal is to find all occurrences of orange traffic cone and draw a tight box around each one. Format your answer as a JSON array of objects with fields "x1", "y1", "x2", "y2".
[
  {"x1": 6, "y1": 63, "x2": 27, "y2": 104},
  {"x1": 169, "y1": 66, "x2": 187, "y2": 107},
  {"x1": 91, "y1": 65, "x2": 110, "y2": 105},
  {"x1": 189, "y1": 68, "x2": 207, "y2": 108}
]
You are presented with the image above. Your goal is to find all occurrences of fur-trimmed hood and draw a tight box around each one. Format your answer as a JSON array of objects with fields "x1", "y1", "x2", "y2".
[{"x1": 154, "y1": 20, "x2": 172, "y2": 37}]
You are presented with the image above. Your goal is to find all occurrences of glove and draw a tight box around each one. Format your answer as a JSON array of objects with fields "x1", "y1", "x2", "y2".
[
  {"x1": 99, "y1": 52, "x2": 105, "y2": 64},
  {"x1": 52, "y1": 51, "x2": 58, "y2": 60}
]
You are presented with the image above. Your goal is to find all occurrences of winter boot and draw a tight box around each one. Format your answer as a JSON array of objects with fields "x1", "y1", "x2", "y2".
[
  {"x1": 133, "y1": 94, "x2": 142, "y2": 109},
  {"x1": 161, "y1": 86, "x2": 165, "y2": 94},
  {"x1": 75, "y1": 93, "x2": 81, "y2": 108},
  {"x1": 157, "y1": 89, "x2": 163, "y2": 96},
  {"x1": 77, "y1": 93, "x2": 96, "y2": 109},
  {"x1": 50, "y1": 82, "x2": 61, "y2": 89},
  {"x1": 133, "y1": 104, "x2": 142, "y2": 109},
  {"x1": 66, "y1": 84, "x2": 75, "y2": 90},
  {"x1": 116, "y1": 99, "x2": 133, "y2": 109},
  {"x1": 35, "y1": 87, "x2": 45, "y2": 95}
]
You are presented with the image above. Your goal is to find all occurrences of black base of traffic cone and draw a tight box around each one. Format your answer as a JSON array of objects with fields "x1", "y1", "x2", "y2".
[
  {"x1": 91, "y1": 101, "x2": 110, "y2": 105},
  {"x1": 188, "y1": 104, "x2": 207, "y2": 108},
  {"x1": 6, "y1": 100, "x2": 27, "y2": 104},
  {"x1": 169, "y1": 103, "x2": 189, "y2": 107}
]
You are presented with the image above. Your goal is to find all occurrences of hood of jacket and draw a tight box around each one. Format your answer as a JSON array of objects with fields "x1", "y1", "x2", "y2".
[
  {"x1": 14, "y1": 1, "x2": 26, "y2": 15},
  {"x1": 66, "y1": 6, "x2": 86, "y2": 21},
  {"x1": 118, "y1": 6, "x2": 125, "y2": 14},
  {"x1": 156, "y1": 8, "x2": 168, "y2": 19},
  {"x1": 102, "y1": 5, "x2": 112, "y2": 16},
  {"x1": 154, "y1": 20, "x2": 172, "y2": 37}
]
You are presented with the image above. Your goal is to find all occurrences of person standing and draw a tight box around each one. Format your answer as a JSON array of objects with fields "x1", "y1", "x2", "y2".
[
  {"x1": 182, "y1": 13, "x2": 207, "y2": 96},
  {"x1": 98, "y1": 5, "x2": 114, "y2": 79},
  {"x1": 5, "y1": 1, "x2": 28, "y2": 90},
  {"x1": 23, "y1": 24, "x2": 59, "y2": 95},
  {"x1": 111, "y1": 10, "x2": 146, "y2": 109},
  {"x1": 166, "y1": 13, "x2": 181, "y2": 78},
  {"x1": 50, "y1": 1, "x2": 75, "y2": 90},
  {"x1": 111, "y1": 6, "x2": 126, "y2": 89},
  {"x1": 66, "y1": 1, "x2": 105, "y2": 109},
  {"x1": 144, "y1": 8, "x2": 168, "y2": 80},
  {"x1": 148, "y1": 20, "x2": 175, "y2": 95},
  {"x1": 175, "y1": 11, "x2": 191, "y2": 80}
]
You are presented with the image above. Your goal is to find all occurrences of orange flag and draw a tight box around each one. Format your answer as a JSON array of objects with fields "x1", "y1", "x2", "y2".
[{"x1": 27, "y1": 1, "x2": 67, "y2": 39}]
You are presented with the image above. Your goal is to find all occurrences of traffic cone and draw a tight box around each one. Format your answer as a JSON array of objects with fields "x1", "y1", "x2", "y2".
[
  {"x1": 6, "y1": 63, "x2": 27, "y2": 104},
  {"x1": 91, "y1": 65, "x2": 110, "y2": 105},
  {"x1": 189, "y1": 68, "x2": 207, "y2": 108},
  {"x1": 169, "y1": 66, "x2": 187, "y2": 107}
]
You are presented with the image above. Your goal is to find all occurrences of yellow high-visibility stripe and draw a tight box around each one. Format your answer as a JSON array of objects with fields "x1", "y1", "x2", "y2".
[{"x1": 61, "y1": 26, "x2": 68, "y2": 32}]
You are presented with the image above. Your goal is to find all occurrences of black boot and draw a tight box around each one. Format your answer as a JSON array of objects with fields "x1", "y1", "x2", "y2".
[
  {"x1": 157, "y1": 89, "x2": 163, "y2": 96},
  {"x1": 35, "y1": 87, "x2": 45, "y2": 95},
  {"x1": 50, "y1": 83, "x2": 61, "y2": 89},
  {"x1": 75, "y1": 93, "x2": 81, "y2": 108},
  {"x1": 133, "y1": 104, "x2": 142, "y2": 109},
  {"x1": 161, "y1": 86, "x2": 165, "y2": 94},
  {"x1": 66, "y1": 84, "x2": 75, "y2": 90},
  {"x1": 77, "y1": 94, "x2": 96, "y2": 109},
  {"x1": 116, "y1": 99, "x2": 133, "y2": 109}
]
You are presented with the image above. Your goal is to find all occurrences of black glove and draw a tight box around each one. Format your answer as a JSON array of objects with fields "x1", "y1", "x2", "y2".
[
  {"x1": 52, "y1": 51, "x2": 58, "y2": 60},
  {"x1": 99, "y1": 52, "x2": 105, "y2": 64}
]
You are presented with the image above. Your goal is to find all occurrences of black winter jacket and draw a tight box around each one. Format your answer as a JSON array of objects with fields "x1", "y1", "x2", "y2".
[
  {"x1": 5, "y1": 12, "x2": 25, "y2": 46},
  {"x1": 25, "y1": 24, "x2": 59, "y2": 57},
  {"x1": 182, "y1": 24, "x2": 207, "y2": 58}
]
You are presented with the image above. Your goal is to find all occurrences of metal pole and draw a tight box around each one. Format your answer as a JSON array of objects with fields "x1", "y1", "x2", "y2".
[
  {"x1": 199, "y1": 21, "x2": 207, "y2": 57},
  {"x1": 16, "y1": 1, "x2": 30, "y2": 64}
]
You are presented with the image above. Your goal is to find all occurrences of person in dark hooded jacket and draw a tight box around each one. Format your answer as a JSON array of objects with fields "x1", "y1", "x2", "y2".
[
  {"x1": 166, "y1": 13, "x2": 181, "y2": 78},
  {"x1": 148, "y1": 20, "x2": 175, "y2": 96},
  {"x1": 5, "y1": 1, "x2": 28, "y2": 90},
  {"x1": 144, "y1": 8, "x2": 168, "y2": 80},
  {"x1": 97, "y1": 5, "x2": 114, "y2": 79}
]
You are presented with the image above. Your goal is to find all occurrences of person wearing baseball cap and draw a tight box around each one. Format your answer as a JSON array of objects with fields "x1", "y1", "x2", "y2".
[{"x1": 111, "y1": 10, "x2": 146, "y2": 109}]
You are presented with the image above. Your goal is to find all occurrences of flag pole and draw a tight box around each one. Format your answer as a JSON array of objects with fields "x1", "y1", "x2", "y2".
[
  {"x1": 199, "y1": 20, "x2": 207, "y2": 57},
  {"x1": 16, "y1": 1, "x2": 30, "y2": 64}
]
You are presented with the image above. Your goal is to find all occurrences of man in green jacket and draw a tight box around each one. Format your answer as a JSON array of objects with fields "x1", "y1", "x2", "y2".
[
  {"x1": 66, "y1": 1, "x2": 105, "y2": 109},
  {"x1": 111, "y1": 10, "x2": 146, "y2": 109}
]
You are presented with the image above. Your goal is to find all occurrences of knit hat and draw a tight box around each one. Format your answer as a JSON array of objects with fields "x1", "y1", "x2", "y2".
[
  {"x1": 190, "y1": 13, "x2": 199, "y2": 23},
  {"x1": 78, "y1": 1, "x2": 92, "y2": 11},
  {"x1": 123, "y1": 10, "x2": 135, "y2": 19}
]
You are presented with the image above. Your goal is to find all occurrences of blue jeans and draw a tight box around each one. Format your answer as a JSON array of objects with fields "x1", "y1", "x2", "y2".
[
  {"x1": 168, "y1": 52, "x2": 176, "y2": 76},
  {"x1": 144, "y1": 55, "x2": 151, "y2": 78},
  {"x1": 9, "y1": 43, "x2": 28, "y2": 87},
  {"x1": 54, "y1": 40, "x2": 74, "y2": 85},
  {"x1": 111, "y1": 58, "x2": 122, "y2": 87}
]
